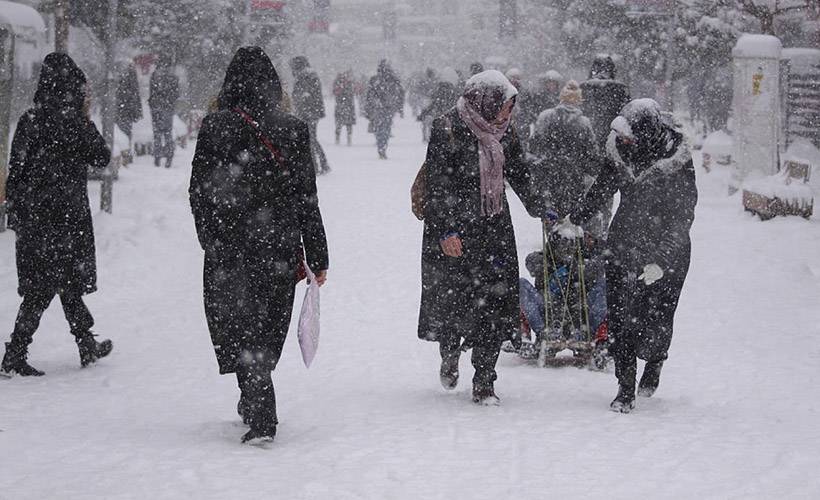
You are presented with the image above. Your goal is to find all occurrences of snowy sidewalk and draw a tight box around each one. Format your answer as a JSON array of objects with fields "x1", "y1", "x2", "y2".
[{"x1": 1, "y1": 116, "x2": 819, "y2": 499}]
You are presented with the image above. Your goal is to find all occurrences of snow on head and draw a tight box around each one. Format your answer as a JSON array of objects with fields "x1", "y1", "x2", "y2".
[
  {"x1": 733, "y1": 34, "x2": 783, "y2": 59},
  {"x1": 440, "y1": 67, "x2": 460, "y2": 86},
  {"x1": 611, "y1": 98, "x2": 661, "y2": 138},
  {"x1": 464, "y1": 70, "x2": 519, "y2": 102}
]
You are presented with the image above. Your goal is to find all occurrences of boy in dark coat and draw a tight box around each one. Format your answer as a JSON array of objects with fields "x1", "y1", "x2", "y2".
[
  {"x1": 419, "y1": 70, "x2": 543, "y2": 405},
  {"x1": 291, "y1": 56, "x2": 330, "y2": 174},
  {"x1": 573, "y1": 99, "x2": 697, "y2": 413},
  {"x1": 190, "y1": 47, "x2": 329, "y2": 444},
  {"x1": 149, "y1": 55, "x2": 179, "y2": 168},
  {"x1": 1, "y1": 53, "x2": 113, "y2": 377}
]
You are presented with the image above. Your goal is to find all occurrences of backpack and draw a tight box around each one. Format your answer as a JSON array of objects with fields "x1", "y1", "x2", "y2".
[{"x1": 411, "y1": 116, "x2": 454, "y2": 221}]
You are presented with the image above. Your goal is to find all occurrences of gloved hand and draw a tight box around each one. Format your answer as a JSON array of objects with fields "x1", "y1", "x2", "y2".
[
  {"x1": 543, "y1": 208, "x2": 559, "y2": 225},
  {"x1": 639, "y1": 263, "x2": 664, "y2": 286}
]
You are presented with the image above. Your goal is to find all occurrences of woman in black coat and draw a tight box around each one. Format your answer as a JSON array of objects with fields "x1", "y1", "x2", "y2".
[
  {"x1": 418, "y1": 70, "x2": 543, "y2": 405},
  {"x1": 190, "y1": 47, "x2": 329, "y2": 444},
  {"x1": 574, "y1": 99, "x2": 697, "y2": 413},
  {"x1": 1, "y1": 53, "x2": 113, "y2": 377}
]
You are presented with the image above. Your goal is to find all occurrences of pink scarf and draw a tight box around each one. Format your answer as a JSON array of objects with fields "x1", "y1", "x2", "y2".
[{"x1": 456, "y1": 96, "x2": 511, "y2": 217}]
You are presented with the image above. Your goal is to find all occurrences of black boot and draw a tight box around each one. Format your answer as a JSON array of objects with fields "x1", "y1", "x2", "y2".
[
  {"x1": 472, "y1": 383, "x2": 500, "y2": 406},
  {"x1": 610, "y1": 361, "x2": 636, "y2": 413},
  {"x1": 75, "y1": 332, "x2": 113, "y2": 367},
  {"x1": 638, "y1": 360, "x2": 664, "y2": 398},
  {"x1": 610, "y1": 384, "x2": 635, "y2": 413},
  {"x1": 1, "y1": 341, "x2": 44, "y2": 377},
  {"x1": 237, "y1": 396, "x2": 251, "y2": 425},
  {"x1": 439, "y1": 352, "x2": 459, "y2": 391}
]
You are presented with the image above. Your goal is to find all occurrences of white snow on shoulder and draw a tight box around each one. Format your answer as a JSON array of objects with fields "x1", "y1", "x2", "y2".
[
  {"x1": 465, "y1": 70, "x2": 518, "y2": 101},
  {"x1": 733, "y1": 34, "x2": 782, "y2": 59}
]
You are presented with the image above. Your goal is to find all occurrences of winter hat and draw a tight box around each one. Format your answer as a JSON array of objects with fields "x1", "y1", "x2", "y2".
[
  {"x1": 505, "y1": 68, "x2": 523, "y2": 88},
  {"x1": 559, "y1": 80, "x2": 582, "y2": 105},
  {"x1": 542, "y1": 69, "x2": 564, "y2": 83}
]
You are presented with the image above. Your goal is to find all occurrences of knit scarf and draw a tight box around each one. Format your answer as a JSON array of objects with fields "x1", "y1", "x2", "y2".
[{"x1": 456, "y1": 96, "x2": 511, "y2": 216}]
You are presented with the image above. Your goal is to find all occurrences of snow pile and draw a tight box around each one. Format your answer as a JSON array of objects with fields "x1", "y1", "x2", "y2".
[
  {"x1": 702, "y1": 130, "x2": 733, "y2": 167},
  {"x1": 732, "y1": 34, "x2": 782, "y2": 59}
]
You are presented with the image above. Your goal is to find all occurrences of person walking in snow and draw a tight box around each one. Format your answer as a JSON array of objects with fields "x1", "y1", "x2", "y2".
[
  {"x1": 333, "y1": 70, "x2": 357, "y2": 146},
  {"x1": 417, "y1": 67, "x2": 459, "y2": 128},
  {"x1": 190, "y1": 47, "x2": 329, "y2": 445},
  {"x1": 149, "y1": 54, "x2": 179, "y2": 168},
  {"x1": 418, "y1": 70, "x2": 544, "y2": 405},
  {"x1": 364, "y1": 60, "x2": 405, "y2": 159},
  {"x1": 581, "y1": 55, "x2": 631, "y2": 149},
  {"x1": 290, "y1": 56, "x2": 330, "y2": 174},
  {"x1": 572, "y1": 99, "x2": 697, "y2": 413},
  {"x1": 1, "y1": 53, "x2": 114, "y2": 377},
  {"x1": 116, "y1": 62, "x2": 142, "y2": 144},
  {"x1": 529, "y1": 80, "x2": 601, "y2": 223}
]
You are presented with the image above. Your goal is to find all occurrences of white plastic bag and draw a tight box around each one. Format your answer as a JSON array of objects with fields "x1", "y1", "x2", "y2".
[{"x1": 297, "y1": 265, "x2": 321, "y2": 368}]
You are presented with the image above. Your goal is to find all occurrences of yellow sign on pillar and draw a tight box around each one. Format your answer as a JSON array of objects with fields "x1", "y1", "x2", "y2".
[{"x1": 752, "y1": 72, "x2": 763, "y2": 96}]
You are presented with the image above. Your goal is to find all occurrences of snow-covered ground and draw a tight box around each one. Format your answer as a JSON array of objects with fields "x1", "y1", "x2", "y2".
[{"x1": 1, "y1": 113, "x2": 820, "y2": 499}]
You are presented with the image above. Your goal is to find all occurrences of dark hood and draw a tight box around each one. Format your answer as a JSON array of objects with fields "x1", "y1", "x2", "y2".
[
  {"x1": 218, "y1": 46, "x2": 283, "y2": 117},
  {"x1": 34, "y1": 53, "x2": 87, "y2": 113},
  {"x1": 589, "y1": 55, "x2": 616, "y2": 80}
]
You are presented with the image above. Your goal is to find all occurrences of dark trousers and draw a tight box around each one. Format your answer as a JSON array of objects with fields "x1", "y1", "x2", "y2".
[
  {"x1": 151, "y1": 109, "x2": 174, "y2": 162},
  {"x1": 335, "y1": 123, "x2": 353, "y2": 145},
  {"x1": 11, "y1": 292, "x2": 94, "y2": 347},
  {"x1": 236, "y1": 361, "x2": 277, "y2": 434},
  {"x1": 307, "y1": 120, "x2": 329, "y2": 173},
  {"x1": 606, "y1": 260, "x2": 686, "y2": 389},
  {"x1": 439, "y1": 334, "x2": 501, "y2": 390},
  {"x1": 374, "y1": 118, "x2": 393, "y2": 155}
]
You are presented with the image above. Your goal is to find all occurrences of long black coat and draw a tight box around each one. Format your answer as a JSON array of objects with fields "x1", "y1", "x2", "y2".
[
  {"x1": 418, "y1": 109, "x2": 542, "y2": 346},
  {"x1": 293, "y1": 70, "x2": 326, "y2": 122},
  {"x1": 190, "y1": 109, "x2": 329, "y2": 374},
  {"x1": 580, "y1": 79, "x2": 631, "y2": 147},
  {"x1": 529, "y1": 103, "x2": 600, "y2": 218},
  {"x1": 149, "y1": 68, "x2": 179, "y2": 113},
  {"x1": 575, "y1": 129, "x2": 697, "y2": 361},
  {"x1": 7, "y1": 56, "x2": 110, "y2": 298},
  {"x1": 333, "y1": 74, "x2": 356, "y2": 126}
]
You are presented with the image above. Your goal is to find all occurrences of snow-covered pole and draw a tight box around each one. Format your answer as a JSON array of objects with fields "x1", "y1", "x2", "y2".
[
  {"x1": 730, "y1": 34, "x2": 782, "y2": 194},
  {"x1": 54, "y1": 0, "x2": 69, "y2": 53},
  {"x1": 242, "y1": 0, "x2": 253, "y2": 45},
  {"x1": 100, "y1": 0, "x2": 118, "y2": 214}
]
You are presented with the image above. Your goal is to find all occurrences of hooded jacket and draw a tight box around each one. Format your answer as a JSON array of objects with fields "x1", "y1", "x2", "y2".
[{"x1": 6, "y1": 53, "x2": 110, "y2": 296}]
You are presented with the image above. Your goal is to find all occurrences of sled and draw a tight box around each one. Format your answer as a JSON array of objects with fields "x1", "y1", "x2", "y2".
[{"x1": 536, "y1": 220, "x2": 609, "y2": 371}]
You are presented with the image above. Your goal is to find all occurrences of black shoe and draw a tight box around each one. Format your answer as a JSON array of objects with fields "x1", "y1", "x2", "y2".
[
  {"x1": 610, "y1": 385, "x2": 636, "y2": 413},
  {"x1": 165, "y1": 159, "x2": 172, "y2": 169},
  {"x1": 378, "y1": 150, "x2": 387, "y2": 160},
  {"x1": 1, "y1": 342, "x2": 44, "y2": 377},
  {"x1": 638, "y1": 360, "x2": 664, "y2": 398},
  {"x1": 472, "y1": 384, "x2": 500, "y2": 406},
  {"x1": 154, "y1": 157, "x2": 161, "y2": 167},
  {"x1": 439, "y1": 355, "x2": 459, "y2": 391},
  {"x1": 241, "y1": 425, "x2": 276, "y2": 446},
  {"x1": 75, "y1": 333, "x2": 113, "y2": 367}
]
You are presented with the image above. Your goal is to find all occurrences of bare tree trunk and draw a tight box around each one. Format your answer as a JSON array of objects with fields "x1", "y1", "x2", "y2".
[
  {"x1": 100, "y1": 0, "x2": 118, "y2": 214},
  {"x1": 55, "y1": 0, "x2": 69, "y2": 53}
]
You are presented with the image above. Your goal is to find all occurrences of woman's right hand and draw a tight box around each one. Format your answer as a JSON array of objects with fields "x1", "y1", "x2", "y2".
[{"x1": 440, "y1": 235, "x2": 463, "y2": 257}]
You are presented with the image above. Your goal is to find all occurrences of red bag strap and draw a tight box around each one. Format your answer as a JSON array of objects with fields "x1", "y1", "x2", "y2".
[{"x1": 234, "y1": 108, "x2": 285, "y2": 167}]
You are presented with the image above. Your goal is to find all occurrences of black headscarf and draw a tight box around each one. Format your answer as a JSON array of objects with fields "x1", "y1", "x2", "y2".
[
  {"x1": 616, "y1": 101, "x2": 681, "y2": 172},
  {"x1": 217, "y1": 47, "x2": 283, "y2": 118},
  {"x1": 33, "y1": 53, "x2": 87, "y2": 113}
]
